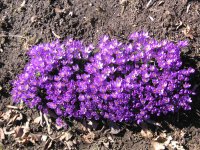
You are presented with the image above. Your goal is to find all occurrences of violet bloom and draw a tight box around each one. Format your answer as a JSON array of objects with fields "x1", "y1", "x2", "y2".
[{"x1": 11, "y1": 32, "x2": 195, "y2": 125}]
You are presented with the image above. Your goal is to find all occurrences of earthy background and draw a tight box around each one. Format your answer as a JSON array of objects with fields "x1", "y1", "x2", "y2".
[{"x1": 0, "y1": 0, "x2": 200, "y2": 149}]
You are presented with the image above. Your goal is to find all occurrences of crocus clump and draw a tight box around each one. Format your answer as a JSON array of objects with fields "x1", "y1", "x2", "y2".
[{"x1": 11, "y1": 32, "x2": 195, "y2": 125}]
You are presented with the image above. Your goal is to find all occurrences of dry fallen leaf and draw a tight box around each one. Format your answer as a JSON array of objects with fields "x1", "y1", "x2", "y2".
[
  {"x1": 14, "y1": 126, "x2": 24, "y2": 138},
  {"x1": 140, "y1": 122, "x2": 153, "y2": 138},
  {"x1": 7, "y1": 113, "x2": 23, "y2": 126},
  {"x1": 0, "y1": 128, "x2": 5, "y2": 141},
  {"x1": 41, "y1": 135, "x2": 48, "y2": 142},
  {"x1": 164, "y1": 136, "x2": 172, "y2": 146},
  {"x1": 43, "y1": 139, "x2": 53, "y2": 150},
  {"x1": 141, "y1": 129, "x2": 153, "y2": 139},
  {"x1": 59, "y1": 132, "x2": 73, "y2": 141},
  {"x1": 108, "y1": 121, "x2": 123, "y2": 135},
  {"x1": 2, "y1": 110, "x2": 12, "y2": 121},
  {"x1": 65, "y1": 140, "x2": 73, "y2": 150},
  {"x1": 103, "y1": 140, "x2": 110, "y2": 148},
  {"x1": 29, "y1": 134, "x2": 42, "y2": 144},
  {"x1": 82, "y1": 131, "x2": 95, "y2": 144},
  {"x1": 152, "y1": 141, "x2": 165, "y2": 150},
  {"x1": 1, "y1": 110, "x2": 23, "y2": 126},
  {"x1": 151, "y1": 133, "x2": 167, "y2": 150},
  {"x1": 182, "y1": 25, "x2": 194, "y2": 39},
  {"x1": 169, "y1": 141, "x2": 185, "y2": 150},
  {"x1": 33, "y1": 116, "x2": 42, "y2": 124},
  {"x1": 151, "y1": 131, "x2": 184, "y2": 150},
  {"x1": 16, "y1": 113, "x2": 23, "y2": 121},
  {"x1": 16, "y1": 133, "x2": 42, "y2": 145},
  {"x1": 76, "y1": 121, "x2": 87, "y2": 132},
  {"x1": 156, "y1": 132, "x2": 167, "y2": 141},
  {"x1": 108, "y1": 136, "x2": 114, "y2": 143},
  {"x1": 15, "y1": 119, "x2": 30, "y2": 139},
  {"x1": 3, "y1": 128, "x2": 15, "y2": 135}
]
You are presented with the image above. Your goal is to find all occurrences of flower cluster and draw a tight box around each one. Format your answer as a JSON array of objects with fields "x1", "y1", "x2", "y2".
[{"x1": 11, "y1": 32, "x2": 195, "y2": 125}]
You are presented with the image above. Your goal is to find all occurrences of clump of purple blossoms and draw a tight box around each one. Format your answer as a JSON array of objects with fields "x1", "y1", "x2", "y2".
[{"x1": 11, "y1": 32, "x2": 195, "y2": 125}]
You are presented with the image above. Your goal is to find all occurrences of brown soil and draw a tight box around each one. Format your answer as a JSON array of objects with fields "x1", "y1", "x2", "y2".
[{"x1": 0, "y1": 0, "x2": 200, "y2": 150}]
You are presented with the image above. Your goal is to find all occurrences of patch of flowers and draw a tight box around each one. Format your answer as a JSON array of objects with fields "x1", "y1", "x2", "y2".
[{"x1": 11, "y1": 32, "x2": 195, "y2": 125}]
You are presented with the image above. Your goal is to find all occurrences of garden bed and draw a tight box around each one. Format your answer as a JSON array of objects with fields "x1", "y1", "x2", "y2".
[{"x1": 0, "y1": 0, "x2": 200, "y2": 149}]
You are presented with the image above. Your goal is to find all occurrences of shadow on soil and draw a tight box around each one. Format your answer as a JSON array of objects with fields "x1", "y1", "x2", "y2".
[{"x1": 154, "y1": 54, "x2": 200, "y2": 130}]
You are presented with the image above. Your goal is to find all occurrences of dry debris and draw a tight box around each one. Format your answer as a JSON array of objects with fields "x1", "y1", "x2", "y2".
[
  {"x1": 182, "y1": 25, "x2": 195, "y2": 39},
  {"x1": 55, "y1": 7, "x2": 66, "y2": 13},
  {"x1": 87, "y1": 120, "x2": 99, "y2": 130},
  {"x1": 59, "y1": 131, "x2": 73, "y2": 141},
  {"x1": 151, "y1": 132, "x2": 185, "y2": 150},
  {"x1": 43, "y1": 139, "x2": 53, "y2": 150},
  {"x1": 82, "y1": 131, "x2": 95, "y2": 144},
  {"x1": 141, "y1": 129, "x2": 154, "y2": 139},
  {"x1": 0, "y1": 128, "x2": 5, "y2": 142},
  {"x1": 52, "y1": 30, "x2": 61, "y2": 39},
  {"x1": 140, "y1": 123, "x2": 154, "y2": 139},
  {"x1": 17, "y1": 0, "x2": 26, "y2": 12},
  {"x1": 43, "y1": 114, "x2": 52, "y2": 135},
  {"x1": 0, "y1": 110, "x2": 24, "y2": 126}
]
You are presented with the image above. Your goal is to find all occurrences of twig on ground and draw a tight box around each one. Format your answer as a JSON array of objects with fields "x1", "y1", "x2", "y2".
[
  {"x1": 43, "y1": 114, "x2": 52, "y2": 135},
  {"x1": 39, "y1": 111, "x2": 43, "y2": 127},
  {"x1": 186, "y1": 4, "x2": 191, "y2": 13},
  {"x1": 0, "y1": 34, "x2": 26, "y2": 39},
  {"x1": 6, "y1": 105, "x2": 19, "y2": 110},
  {"x1": 146, "y1": 0, "x2": 155, "y2": 9}
]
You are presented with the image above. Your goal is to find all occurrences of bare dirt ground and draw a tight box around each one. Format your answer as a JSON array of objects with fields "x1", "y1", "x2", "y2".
[{"x1": 0, "y1": 0, "x2": 200, "y2": 149}]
